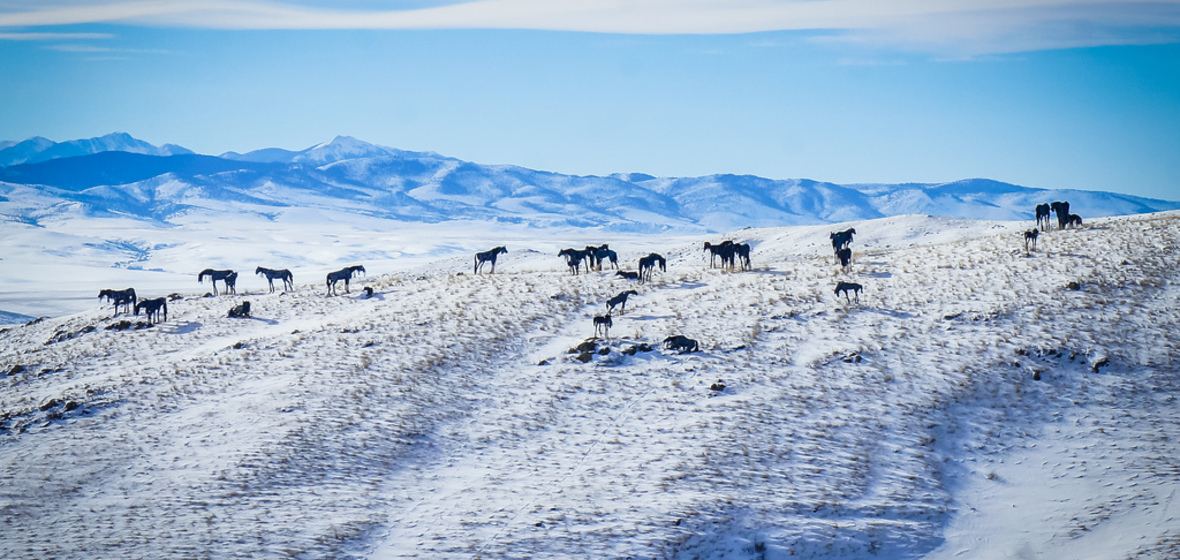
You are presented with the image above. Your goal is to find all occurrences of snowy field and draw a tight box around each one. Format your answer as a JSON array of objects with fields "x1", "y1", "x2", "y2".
[{"x1": 1, "y1": 211, "x2": 1178, "y2": 559}]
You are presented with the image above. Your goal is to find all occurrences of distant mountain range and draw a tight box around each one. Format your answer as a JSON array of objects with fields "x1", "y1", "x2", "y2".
[{"x1": 1, "y1": 133, "x2": 1176, "y2": 232}]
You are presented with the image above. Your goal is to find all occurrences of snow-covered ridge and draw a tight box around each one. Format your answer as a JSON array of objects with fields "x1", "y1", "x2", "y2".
[
  {"x1": 1, "y1": 134, "x2": 1176, "y2": 233},
  {"x1": 1, "y1": 211, "x2": 1177, "y2": 559}
]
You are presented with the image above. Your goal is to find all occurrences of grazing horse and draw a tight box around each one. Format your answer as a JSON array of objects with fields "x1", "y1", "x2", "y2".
[
  {"x1": 1065, "y1": 214, "x2": 1082, "y2": 228},
  {"x1": 559, "y1": 248, "x2": 591, "y2": 275},
  {"x1": 616, "y1": 270, "x2": 640, "y2": 281},
  {"x1": 663, "y1": 335, "x2": 699, "y2": 353},
  {"x1": 607, "y1": 290, "x2": 639, "y2": 315},
  {"x1": 733, "y1": 242, "x2": 751, "y2": 271},
  {"x1": 835, "y1": 281, "x2": 863, "y2": 303},
  {"x1": 830, "y1": 228, "x2": 856, "y2": 253},
  {"x1": 1024, "y1": 228, "x2": 1039, "y2": 251},
  {"x1": 704, "y1": 240, "x2": 734, "y2": 269},
  {"x1": 198, "y1": 269, "x2": 236, "y2": 296},
  {"x1": 98, "y1": 288, "x2": 137, "y2": 316},
  {"x1": 327, "y1": 265, "x2": 365, "y2": 296},
  {"x1": 593, "y1": 246, "x2": 619, "y2": 271},
  {"x1": 1035, "y1": 204, "x2": 1052, "y2": 231},
  {"x1": 134, "y1": 297, "x2": 167, "y2": 325},
  {"x1": 1051, "y1": 201, "x2": 1070, "y2": 230},
  {"x1": 474, "y1": 246, "x2": 508, "y2": 274},
  {"x1": 593, "y1": 313, "x2": 613, "y2": 338},
  {"x1": 255, "y1": 267, "x2": 294, "y2": 293},
  {"x1": 638, "y1": 253, "x2": 666, "y2": 282},
  {"x1": 836, "y1": 247, "x2": 852, "y2": 271}
]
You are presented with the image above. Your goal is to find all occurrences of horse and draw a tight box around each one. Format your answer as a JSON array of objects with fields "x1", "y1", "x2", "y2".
[
  {"x1": 593, "y1": 246, "x2": 619, "y2": 271},
  {"x1": 198, "y1": 269, "x2": 236, "y2": 296},
  {"x1": 830, "y1": 228, "x2": 856, "y2": 253},
  {"x1": 1051, "y1": 201, "x2": 1070, "y2": 230},
  {"x1": 1035, "y1": 203, "x2": 1052, "y2": 231},
  {"x1": 1024, "y1": 228, "x2": 1039, "y2": 251},
  {"x1": 98, "y1": 288, "x2": 137, "y2": 316},
  {"x1": 1065, "y1": 214, "x2": 1082, "y2": 228},
  {"x1": 474, "y1": 246, "x2": 508, "y2": 274},
  {"x1": 255, "y1": 267, "x2": 294, "y2": 293},
  {"x1": 704, "y1": 240, "x2": 734, "y2": 269},
  {"x1": 133, "y1": 297, "x2": 167, "y2": 325},
  {"x1": 835, "y1": 281, "x2": 863, "y2": 303},
  {"x1": 227, "y1": 301, "x2": 252, "y2": 318},
  {"x1": 616, "y1": 270, "x2": 640, "y2": 281},
  {"x1": 327, "y1": 265, "x2": 365, "y2": 296},
  {"x1": 836, "y1": 247, "x2": 852, "y2": 272},
  {"x1": 558, "y1": 248, "x2": 591, "y2": 275},
  {"x1": 733, "y1": 242, "x2": 751, "y2": 271},
  {"x1": 606, "y1": 290, "x2": 639, "y2": 315},
  {"x1": 593, "y1": 313, "x2": 613, "y2": 338},
  {"x1": 663, "y1": 335, "x2": 699, "y2": 353},
  {"x1": 224, "y1": 272, "x2": 238, "y2": 295},
  {"x1": 638, "y1": 253, "x2": 666, "y2": 282}
]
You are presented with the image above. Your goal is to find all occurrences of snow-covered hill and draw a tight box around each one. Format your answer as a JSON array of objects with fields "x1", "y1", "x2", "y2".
[
  {"x1": 1, "y1": 211, "x2": 1177, "y2": 559},
  {"x1": 2, "y1": 134, "x2": 1176, "y2": 235}
]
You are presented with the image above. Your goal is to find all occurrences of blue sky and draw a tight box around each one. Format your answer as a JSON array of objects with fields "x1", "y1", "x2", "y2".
[{"x1": 1, "y1": 1, "x2": 1178, "y2": 201}]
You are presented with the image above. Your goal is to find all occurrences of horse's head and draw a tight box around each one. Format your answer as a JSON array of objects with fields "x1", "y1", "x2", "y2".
[
  {"x1": 255, "y1": 266, "x2": 264, "y2": 275},
  {"x1": 352, "y1": 265, "x2": 366, "y2": 275},
  {"x1": 98, "y1": 289, "x2": 111, "y2": 300}
]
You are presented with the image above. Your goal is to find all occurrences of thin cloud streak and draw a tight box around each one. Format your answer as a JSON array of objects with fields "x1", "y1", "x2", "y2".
[{"x1": 0, "y1": 0, "x2": 1178, "y2": 54}]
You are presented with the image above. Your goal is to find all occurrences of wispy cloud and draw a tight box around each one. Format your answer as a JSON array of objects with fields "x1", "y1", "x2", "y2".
[
  {"x1": 1, "y1": 0, "x2": 1178, "y2": 54},
  {"x1": 0, "y1": 31, "x2": 114, "y2": 40}
]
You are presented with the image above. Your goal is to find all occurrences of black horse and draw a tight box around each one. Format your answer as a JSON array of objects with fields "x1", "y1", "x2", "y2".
[
  {"x1": 835, "y1": 281, "x2": 863, "y2": 303},
  {"x1": 1024, "y1": 228, "x2": 1039, "y2": 251},
  {"x1": 733, "y1": 242, "x2": 751, "y2": 271},
  {"x1": 134, "y1": 297, "x2": 167, "y2": 325},
  {"x1": 1065, "y1": 214, "x2": 1082, "y2": 228},
  {"x1": 638, "y1": 253, "x2": 666, "y2": 282},
  {"x1": 474, "y1": 246, "x2": 508, "y2": 274},
  {"x1": 704, "y1": 240, "x2": 734, "y2": 269},
  {"x1": 256, "y1": 267, "x2": 294, "y2": 293},
  {"x1": 616, "y1": 270, "x2": 640, "y2": 281},
  {"x1": 836, "y1": 247, "x2": 852, "y2": 271},
  {"x1": 98, "y1": 288, "x2": 137, "y2": 316},
  {"x1": 558, "y1": 248, "x2": 591, "y2": 275},
  {"x1": 593, "y1": 246, "x2": 619, "y2": 271},
  {"x1": 663, "y1": 335, "x2": 699, "y2": 353},
  {"x1": 830, "y1": 228, "x2": 856, "y2": 253},
  {"x1": 198, "y1": 269, "x2": 236, "y2": 296},
  {"x1": 1051, "y1": 201, "x2": 1070, "y2": 230},
  {"x1": 1035, "y1": 204, "x2": 1052, "y2": 231},
  {"x1": 607, "y1": 290, "x2": 639, "y2": 315},
  {"x1": 228, "y1": 301, "x2": 252, "y2": 318},
  {"x1": 327, "y1": 265, "x2": 365, "y2": 296},
  {"x1": 593, "y1": 313, "x2": 613, "y2": 338}
]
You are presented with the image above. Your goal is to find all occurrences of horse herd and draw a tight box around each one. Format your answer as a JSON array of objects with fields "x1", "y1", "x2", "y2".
[
  {"x1": 96, "y1": 203, "x2": 1076, "y2": 330},
  {"x1": 1025, "y1": 200, "x2": 1082, "y2": 252}
]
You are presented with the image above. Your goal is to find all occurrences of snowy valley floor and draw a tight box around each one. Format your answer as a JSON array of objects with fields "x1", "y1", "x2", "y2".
[{"x1": 1, "y1": 212, "x2": 1178, "y2": 559}]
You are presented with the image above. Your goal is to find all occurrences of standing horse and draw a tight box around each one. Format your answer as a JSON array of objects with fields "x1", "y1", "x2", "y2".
[
  {"x1": 593, "y1": 246, "x2": 619, "y2": 271},
  {"x1": 638, "y1": 253, "x2": 666, "y2": 282},
  {"x1": 474, "y1": 246, "x2": 508, "y2": 274},
  {"x1": 327, "y1": 265, "x2": 365, "y2": 296},
  {"x1": 134, "y1": 297, "x2": 167, "y2": 325},
  {"x1": 558, "y1": 248, "x2": 591, "y2": 275},
  {"x1": 1051, "y1": 201, "x2": 1070, "y2": 230},
  {"x1": 593, "y1": 313, "x2": 613, "y2": 338},
  {"x1": 704, "y1": 241, "x2": 734, "y2": 269},
  {"x1": 606, "y1": 290, "x2": 639, "y2": 315},
  {"x1": 1024, "y1": 228, "x2": 1039, "y2": 251},
  {"x1": 733, "y1": 242, "x2": 751, "y2": 271},
  {"x1": 198, "y1": 269, "x2": 236, "y2": 296},
  {"x1": 836, "y1": 247, "x2": 852, "y2": 272},
  {"x1": 98, "y1": 288, "x2": 137, "y2": 316},
  {"x1": 1035, "y1": 204, "x2": 1052, "y2": 231},
  {"x1": 256, "y1": 267, "x2": 294, "y2": 293},
  {"x1": 835, "y1": 281, "x2": 863, "y2": 303},
  {"x1": 830, "y1": 228, "x2": 856, "y2": 253}
]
